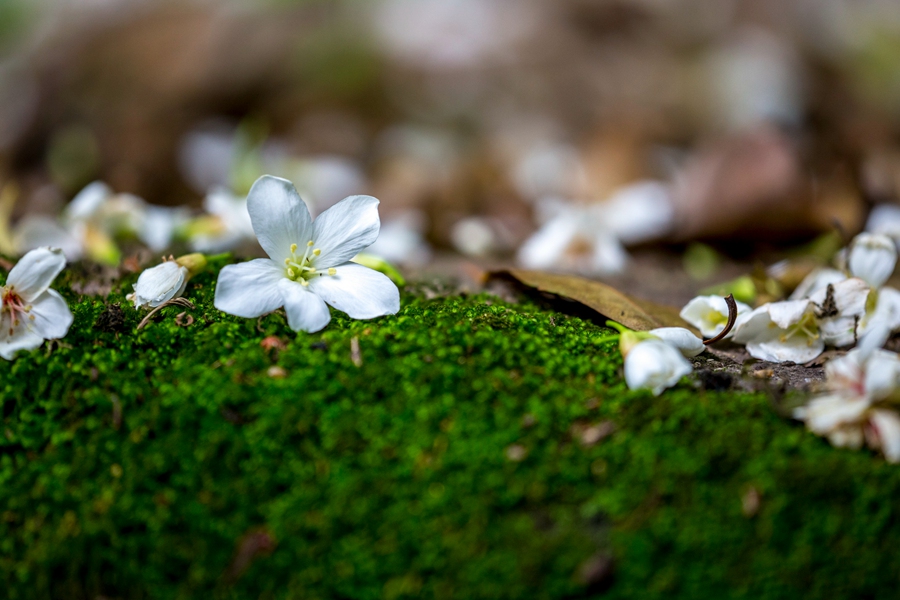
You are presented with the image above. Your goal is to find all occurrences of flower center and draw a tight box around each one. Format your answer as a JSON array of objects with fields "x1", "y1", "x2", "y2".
[
  {"x1": 1, "y1": 287, "x2": 34, "y2": 335},
  {"x1": 779, "y1": 311, "x2": 820, "y2": 346},
  {"x1": 284, "y1": 241, "x2": 336, "y2": 286}
]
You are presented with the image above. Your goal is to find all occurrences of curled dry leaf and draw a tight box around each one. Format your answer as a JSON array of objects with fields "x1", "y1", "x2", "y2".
[{"x1": 493, "y1": 268, "x2": 696, "y2": 333}]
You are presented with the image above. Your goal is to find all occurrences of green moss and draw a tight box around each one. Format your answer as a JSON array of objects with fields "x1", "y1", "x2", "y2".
[{"x1": 1, "y1": 259, "x2": 898, "y2": 599}]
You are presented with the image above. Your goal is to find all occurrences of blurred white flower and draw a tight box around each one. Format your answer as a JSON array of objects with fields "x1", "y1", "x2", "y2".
[
  {"x1": 364, "y1": 210, "x2": 431, "y2": 266},
  {"x1": 680, "y1": 294, "x2": 752, "y2": 339},
  {"x1": 848, "y1": 232, "x2": 897, "y2": 288},
  {"x1": 187, "y1": 188, "x2": 256, "y2": 253},
  {"x1": 866, "y1": 203, "x2": 900, "y2": 243},
  {"x1": 15, "y1": 181, "x2": 184, "y2": 262},
  {"x1": 732, "y1": 299, "x2": 824, "y2": 363},
  {"x1": 794, "y1": 347, "x2": 900, "y2": 462},
  {"x1": 281, "y1": 156, "x2": 367, "y2": 215},
  {"x1": 511, "y1": 142, "x2": 586, "y2": 202},
  {"x1": 373, "y1": 0, "x2": 533, "y2": 69},
  {"x1": 517, "y1": 203, "x2": 627, "y2": 276},
  {"x1": 451, "y1": 216, "x2": 502, "y2": 259},
  {"x1": 0, "y1": 247, "x2": 72, "y2": 360},
  {"x1": 623, "y1": 338, "x2": 693, "y2": 396},
  {"x1": 600, "y1": 181, "x2": 675, "y2": 245}
]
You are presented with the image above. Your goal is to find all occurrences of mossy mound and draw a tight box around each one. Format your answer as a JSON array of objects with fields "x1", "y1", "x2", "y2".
[{"x1": 1, "y1": 260, "x2": 899, "y2": 599}]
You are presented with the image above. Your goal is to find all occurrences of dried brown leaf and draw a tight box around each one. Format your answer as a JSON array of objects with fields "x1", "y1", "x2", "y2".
[{"x1": 495, "y1": 268, "x2": 695, "y2": 332}]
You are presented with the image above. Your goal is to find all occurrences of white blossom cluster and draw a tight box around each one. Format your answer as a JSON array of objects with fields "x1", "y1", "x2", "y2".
[{"x1": 0, "y1": 175, "x2": 401, "y2": 360}]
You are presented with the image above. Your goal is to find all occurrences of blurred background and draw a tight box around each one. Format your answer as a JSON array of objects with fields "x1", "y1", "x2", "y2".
[{"x1": 2, "y1": 0, "x2": 900, "y2": 297}]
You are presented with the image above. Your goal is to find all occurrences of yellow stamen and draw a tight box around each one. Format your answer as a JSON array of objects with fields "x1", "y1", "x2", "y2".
[
  {"x1": 290, "y1": 243, "x2": 298, "y2": 253},
  {"x1": 328, "y1": 268, "x2": 336, "y2": 276}
]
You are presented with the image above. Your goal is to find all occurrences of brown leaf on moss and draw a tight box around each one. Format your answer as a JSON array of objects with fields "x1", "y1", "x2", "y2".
[{"x1": 494, "y1": 268, "x2": 695, "y2": 332}]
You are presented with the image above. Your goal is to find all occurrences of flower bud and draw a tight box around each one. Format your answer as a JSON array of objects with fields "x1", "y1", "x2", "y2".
[
  {"x1": 128, "y1": 260, "x2": 189, "y2": 309},
  {"x1": 624, "y1": 339, "x2": 692, "y2": 396},
  {"x1": 848, "y1": 232, "x2": 897, "y2": 289}
]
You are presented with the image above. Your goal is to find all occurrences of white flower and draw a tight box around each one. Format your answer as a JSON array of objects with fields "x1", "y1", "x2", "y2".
[
  {"x1": 732, "y1": 299, "x2": 823, "y2": 363},
  {"x1": 517, "y1": 202, "x2": 628, "y2": 276},
  {"x1": 808, "y1": 277, "x2": 870, "y2": 347},
  {"x1": 363, "y1": 210, "x2": 431, "y2": 267},
  {"x1": 188, "y1": 188, "x2": 256, "y2": 253},
  {"x1": 599, "y1": 181, "x2": 675, "y2": 245},
  {"x1": 859, "y1": 286, "x2": 900, "y2": 348},
  {"x1": 848, "y1": 232, "x2": 897, "y2": 288},
  {"x1": 794, "y1": 348, "x2": 900, "y2": 462},
  {"x1": 15, "y1": 181, "x2": 184, "y2": 261},
  {"x1": 0, "y1": 247, "x2": 72, "y2": 360},
  {"x1": 127, "y1": 253, "x2": 206, "y2": 309},
  {"x1": 214, "y1": 175, "x2": 400, "y2": 333},
  {"x1": 647, "y1": 327, "x2": 705, "y2": 358},
  {"x1": 624, "y1": 338, "x2": 693, "y2": 396},
  {"x1": 680, "y1": 294, "x2": 752, "y2": 339}
]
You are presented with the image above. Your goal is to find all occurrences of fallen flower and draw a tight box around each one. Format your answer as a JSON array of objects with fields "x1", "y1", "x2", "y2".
[
  {"x1": 794, "y1": 347, "x2": 900, "y2": 462},
  {"x1": 808, "y1": 277, "x2": 870, "y2": 347},
  {"x1": 606, "y1": 321, "x2": 697, "y2": 395},
  {"x1": 128, "y1": 253, "x2": 208, "y2": 309},
  {"x1": 732, "y1": 299, "x2": 823, "y2": 363},
  {"x1": 0, "y1": 247, "x2": 73, "y2": 360},
  {"x1": 680, "y1": 294, "x2": 751, "y2": 339},
  {"x1": 214, "y1": 175, "x2": 400, "y2": 333}
]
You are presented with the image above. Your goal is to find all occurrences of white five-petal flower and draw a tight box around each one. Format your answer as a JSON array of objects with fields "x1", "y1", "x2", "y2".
[
  {"x1": 732, "y1": 299, "x2": 823, "y2": 363},
  {"x1": 0, "y1": 247, "x2": 73, "y2": 360},
  {"x1": 214, "y1": 175, "x2": 400, "y2": 333}
]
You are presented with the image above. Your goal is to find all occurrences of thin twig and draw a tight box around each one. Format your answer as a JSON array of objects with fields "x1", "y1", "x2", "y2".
[
  {"x1": 350, "y1": 336, "x2": 362, "y2": 367},
  {"x1": 136, "y1": 297, "x2": 195, "y2": 330},
  {"x1": 703, "y1": 294, "x2": 737, "y2": 346}
]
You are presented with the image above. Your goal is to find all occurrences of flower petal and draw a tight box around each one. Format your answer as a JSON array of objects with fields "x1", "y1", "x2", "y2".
[
  {"x1": 848, "y1": 232, "x2": 897, "y2": 288},
  {"x1": 214, "y1": 259, "x2": 285, "y2": 318},
  {"x1": 864, "y1": 349, "x2": 900, "y2": 400},
  {"x1": 766, "y1": 299, "x2": 813, "y2": 330},
  {"x1": 28, "y1": 289, "x2": 73, "y2": 340},
  {"x1": 7, "y1": 247, "x2": 67, "y2": 301},
  {"x1": 312, "y1": 195, "x2": 381, "y2": 268},
  {"x1": 63, "y1": 181, "x2": 113, "y2": 223},
  {"x1": 278, "y1": 279, "x2": 332, "y2": 332},
  {"x1": 789, "y1": 267, "x2": 847, "y2": 300},
  {"x1": 869, "y1": 409, "x2": 900, "y2": 463},
  {"x1": 132, "y1": 262, "x2": 188, "y2": 308},
  {"x1": 13, "y1": 216, "x2": 84, "y2": 261},
  {"x1": 624, "y1": 339, "x2": 692, "y2": 395},
  {"x1": 648, "y1": 327, "x2": 705, "y2": 357},
  {"x1": 794, "y1": 393, "x2": 869, "y2": 435},
  {"x1": 246, "y1": 175, "x2": 313, "y2": 263},
  {"x1": 0, "y1": 325, "x2": 43, "y2": 360},
  {"x1": 308, "y1": 262, "x2": 400, "y2": 319},
  {"x1": 746, "y1": 334, "x2": 824, "y2": 364}
]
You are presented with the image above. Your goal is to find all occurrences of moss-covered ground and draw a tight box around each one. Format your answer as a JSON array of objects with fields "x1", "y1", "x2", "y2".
[{"x1": 1, "y1": 258, "x2": 899, "y2": 599}]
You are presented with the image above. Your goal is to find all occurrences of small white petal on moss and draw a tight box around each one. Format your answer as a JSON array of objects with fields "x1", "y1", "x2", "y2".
[{"x1": 128, "y1": 261, "x2": 189, "y2": 309}]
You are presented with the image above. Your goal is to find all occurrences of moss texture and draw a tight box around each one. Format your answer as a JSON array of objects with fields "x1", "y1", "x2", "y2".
[{"x1": 1, "y1": 258, "x2": 899, "y2": 599}]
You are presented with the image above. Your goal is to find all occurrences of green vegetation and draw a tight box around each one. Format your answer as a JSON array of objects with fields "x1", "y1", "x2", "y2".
[{"x1": 1, "y1": 259, "x2": 898, "y2": 599}]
